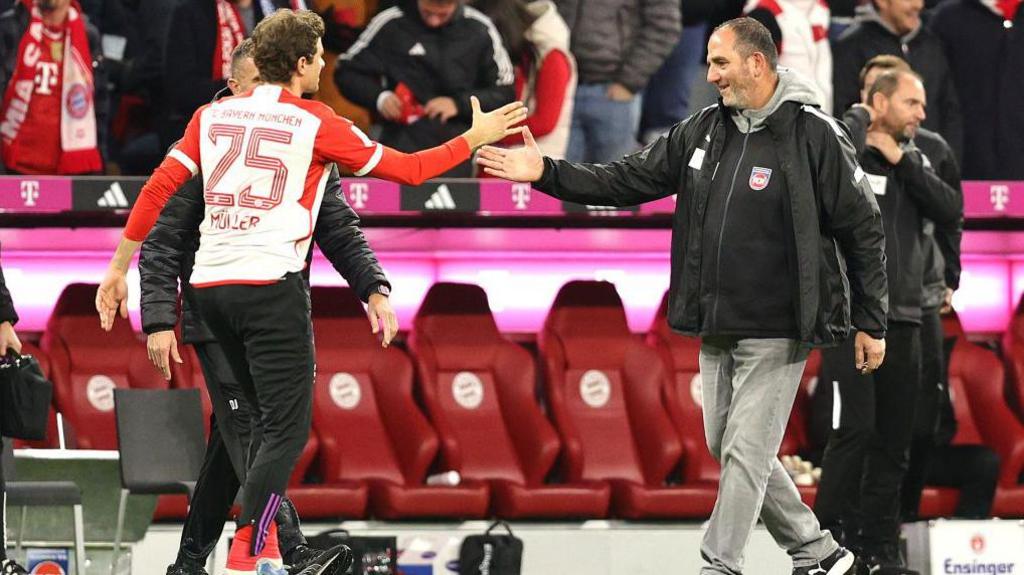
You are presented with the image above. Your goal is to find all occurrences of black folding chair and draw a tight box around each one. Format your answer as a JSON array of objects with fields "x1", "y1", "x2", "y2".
[
  {"x1": 2, "y1": 441, "x2": 86, "y2": 574},
  {"x1": 112, "y1": 389, "x2": 205, "y2": 574}
]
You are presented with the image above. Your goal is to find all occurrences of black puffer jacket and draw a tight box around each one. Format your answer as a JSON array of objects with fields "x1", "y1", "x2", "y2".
[
  {"x1": 139, "y1": 165, "x2": 390, "y2": 342},
  {"x1": 0, "y1": 2, "x2": 109, "y2": 167},
  {"x1": 841, "y1": 107, "x2": 961, "y2": 324},
  {"x1": 535, "y1": 87, "x2": 888, "y2": 346}
]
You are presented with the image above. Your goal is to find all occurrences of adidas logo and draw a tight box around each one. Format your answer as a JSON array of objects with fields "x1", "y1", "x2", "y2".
[
  {"x1": 424, "y1": 184, "x2": 456, "y2": 210},
  {"x1": 408, "y1": 42, "x2": 426, "y2": 56},
  {"x1": 97, "y1": 182, "x2": 130, "y2": 208}
]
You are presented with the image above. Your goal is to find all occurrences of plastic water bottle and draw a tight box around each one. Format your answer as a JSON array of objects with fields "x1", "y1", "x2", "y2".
[{"x1": 425, "y1": 470, "x2": 461, "y2": 486}]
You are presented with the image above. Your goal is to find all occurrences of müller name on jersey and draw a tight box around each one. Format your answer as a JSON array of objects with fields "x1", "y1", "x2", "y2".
[
  {"x1": 210, "y1": 108, "x2": 304, "y2": 127},
  {"x1": 209, "y1": 210, "x2": 261, "y2": 231}
]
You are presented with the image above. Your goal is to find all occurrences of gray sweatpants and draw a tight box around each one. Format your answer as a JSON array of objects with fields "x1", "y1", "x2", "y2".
[{"x1": 699, "y1": 337, "x2": 838, "y2": 574}]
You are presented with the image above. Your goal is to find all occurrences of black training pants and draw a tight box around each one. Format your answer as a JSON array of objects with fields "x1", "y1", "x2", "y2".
[
  {"x1": 814, "y1": 323, "x2": 921, "y2": 555},
  {"x1": 192, "y1": 273, "x2": 314, "y2": 555},
  {"x1": 174, "y1": 341, "x2": 308, "y2": 565}
]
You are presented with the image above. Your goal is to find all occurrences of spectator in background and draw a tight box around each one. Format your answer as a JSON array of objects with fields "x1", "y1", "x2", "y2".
[
  {"x1": 832, "y1": 0, "x2": 963, "y2": 160},
  {"x1": 744, "y1": 0, "x2": 833, "y2": 113},
  {"x1": 639, "y1": 0, "x2": 715, "y2": 144},
  {"x1": 0, "y1": 0, "x2": 107, "y2": 174},
  {"x1": 336, "y1": 0, "x2": 516, "y2": 176},
  {"x1": 160, "y1": 0, "x2": 306, "y2": 151},
  {"x1": 556, "y1": 0, "x2": 680, "y2": 162},
  {"x1": 929, "y1": 0, "x2": 1023, "y2": 180},
  {"x1": 474, "y1": 0, "x2": 576, "y2": 158}
]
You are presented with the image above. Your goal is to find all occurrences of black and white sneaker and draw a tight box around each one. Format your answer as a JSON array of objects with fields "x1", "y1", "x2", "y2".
[
  {"x1": 794, "y1": 547, "x2": 857, "y2": 575},
  {"x1": 289, "y1": 544, "x2": 352, "y2": 575},
  {"x1": 165, "y1": 561, "x2": 210, "y2": 575},
  {"x1": 0, "y1": 560, "x2": 27, "y2": 575}
]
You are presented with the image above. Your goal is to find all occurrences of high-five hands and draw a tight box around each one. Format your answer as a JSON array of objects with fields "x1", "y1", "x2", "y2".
[
  {"x1": 475, "y1": 126, "x2": 545, "y2": 182},
  {"x1": 462, "y1": 96, "x2": 528, "y2": 150}
]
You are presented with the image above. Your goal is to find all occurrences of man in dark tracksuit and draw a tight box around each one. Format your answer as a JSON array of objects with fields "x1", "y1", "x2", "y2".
[
  {"x1": 140, "y1": 165, "x2": 388, "y2": 575},
  {"x1": 813, "y1": 68, "x2": 961, "y2": 574},
  {"x1": 0, "y1": 253, "x2": 29, "y2": 575},
  {"x1": 478, "y1": 17, "x2": 888, "y2": 575},
  {"x1": 335, "y1": 0, "x2": 515, "y2": 176}
]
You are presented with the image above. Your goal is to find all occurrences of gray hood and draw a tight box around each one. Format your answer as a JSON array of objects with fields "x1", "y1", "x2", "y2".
[{"x1": 730, "y1": 68, "x2": 823, "y2": 133}]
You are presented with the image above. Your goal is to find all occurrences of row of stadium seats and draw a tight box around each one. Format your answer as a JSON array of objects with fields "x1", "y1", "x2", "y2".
[{"x1": 21, "y1": 281, "x2": 1024, "y2": 521}]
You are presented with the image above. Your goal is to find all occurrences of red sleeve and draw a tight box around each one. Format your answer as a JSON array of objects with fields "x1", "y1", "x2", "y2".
[
  {"x1": 123, "y1": 107, "x2": 203, "y2": 241},
  {"x1": 314, "y1": 112, "x2": 471, "y2": 185},
  {"x1": 501, "y1": 50, "x2": 572, "y2": 146}
]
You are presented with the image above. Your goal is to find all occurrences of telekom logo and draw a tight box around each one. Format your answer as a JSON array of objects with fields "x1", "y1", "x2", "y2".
[
  {"x1": 990, "y1": 185, "x2": 1010, "y2": 211},
  {"x1": 512, "y1": 183, "x2": 531, "y2": 209},
  {"x1": 20, "y1": 180, "x2": 39, "y2": 206},
  {"x1": 348, "y1": 182, "x2": 369, "y2": 209}
]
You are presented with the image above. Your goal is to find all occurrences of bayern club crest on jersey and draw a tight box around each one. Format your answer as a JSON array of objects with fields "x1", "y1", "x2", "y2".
[{"x1": 749, "y1": 166, "x2": 772, "y2": 190}]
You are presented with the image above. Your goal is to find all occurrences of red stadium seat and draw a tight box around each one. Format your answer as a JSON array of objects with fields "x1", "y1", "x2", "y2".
[
  {"x1": 945, "y1": 313, "x2": 1024, "y2": 518},
  {"x1": 41, "y1": 284, "x2": 166, "y2": 449},
  {"x1": 540, "y1": 281, "x2": 715, "y2": 518},
  {"x1": 410, "y1": 283, "x2": 609, "y2": 519},
  {"x1": 1001, "y1": 295, "x2": 1024, "y2": 422},
  {"x1": 646, "y1": 292, "x2": 820, "y2": 508},
  {"x1": 305, "y1": 286, "x2": 489, "y2": 520}
]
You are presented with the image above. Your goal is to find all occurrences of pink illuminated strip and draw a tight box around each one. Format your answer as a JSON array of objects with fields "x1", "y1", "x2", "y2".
[{"x1": 1, "y1": 248, "x2": 1017, "y2": 335}]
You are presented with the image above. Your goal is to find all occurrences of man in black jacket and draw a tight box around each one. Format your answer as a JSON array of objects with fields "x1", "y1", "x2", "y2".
[
  {"x1": 831, "y1": 0, "x2": 962, "y2": 161},
  {"x1": 479, "y1": 17, "x2": 886, "y2": 575},
  {"x1": 0, "y1": 254, "x2": 28, "y2": 575},
  {"x1": 160, "y1": 0, "x2": 305, "y2": 151},
  {"x1": 141, "y1": 43, "x2": 378, "y2": 575},
  {"x1": 929, "y1": 0, "x2": 1024, "y2": 180},
  {"x1": 335, "y1": 0, "x2": 514, "y2": 176},
  {"x1": 814, "y1": 68, "x2": 961, "y2": 575}
]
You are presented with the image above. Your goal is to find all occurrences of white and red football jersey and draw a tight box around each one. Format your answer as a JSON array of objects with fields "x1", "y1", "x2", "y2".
[{"x1": 125, "y1": 84, "x2": 471, "y2": 286}]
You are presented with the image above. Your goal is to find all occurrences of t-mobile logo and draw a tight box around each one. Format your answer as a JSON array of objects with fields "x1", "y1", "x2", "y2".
[
  {"x1": 20, "y1": 180, "x2": 39, "y2": 206},
  {"x1": 348, "y1": 182, "x2": 369, "y2": 209},
  {"x1": 511, "y1": 183, "x2": 531, "y2": 209},
  {"x1": 34, "y1": 61, "x2": 59, "y2": 96},
  {"x1": 991, "y1": 185, "x2": 1010, "y2": 211}
]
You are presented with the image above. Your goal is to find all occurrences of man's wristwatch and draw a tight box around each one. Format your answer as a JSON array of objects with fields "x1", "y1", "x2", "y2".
[{"x1": 374, "y1": 284, "x2": 391, "y2": 297}]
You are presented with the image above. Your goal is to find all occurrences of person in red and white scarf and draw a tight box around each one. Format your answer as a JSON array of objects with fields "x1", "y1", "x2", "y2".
[
  {"x1": 159, "y1": 0, "x2": 309, "y2": 152},
  {"x1": 0, "y1": 0, "x2": 106, "y2": 174}
]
